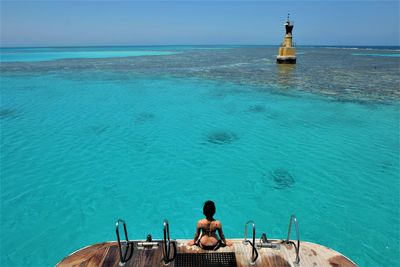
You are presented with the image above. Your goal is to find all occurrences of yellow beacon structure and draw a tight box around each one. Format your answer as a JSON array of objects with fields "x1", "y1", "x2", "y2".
[{"x1": 277, "y1": 14, "x2": 296, "y2": 64}]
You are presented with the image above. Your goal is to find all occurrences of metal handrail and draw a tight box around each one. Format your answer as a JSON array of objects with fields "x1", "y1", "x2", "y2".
[
  {"x1": 285, "y1": 215, "x2": 300, "y2": 265},
  {"x1": 162, "y1": 219, "x2": 176, "y2": 265},
  {"x1": 115, "y1": 219, "x2": 134, "y2": 266},
  {"x1": 243, "y1": 220, "x2": 258, "y2": 265}
]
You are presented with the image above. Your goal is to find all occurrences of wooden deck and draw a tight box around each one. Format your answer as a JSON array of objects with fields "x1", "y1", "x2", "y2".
[{"x1": 57, "y1": 239, "x2": 357, "y2": 267}]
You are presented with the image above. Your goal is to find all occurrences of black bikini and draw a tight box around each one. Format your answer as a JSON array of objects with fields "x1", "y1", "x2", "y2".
[{"x1": 199, "y1": 240, "x2": 224, "y2": 251}]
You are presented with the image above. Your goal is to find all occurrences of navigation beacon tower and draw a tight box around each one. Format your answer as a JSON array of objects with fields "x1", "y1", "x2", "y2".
[{"x1": 276, "y1": 14, "x2": 296, "y2": 64}]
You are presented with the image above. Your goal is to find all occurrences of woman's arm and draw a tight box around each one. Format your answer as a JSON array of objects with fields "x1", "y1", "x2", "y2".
[
  {"x1": 193, "y1": 221, "x2": 201, "y2": 242},
  {"x1": 216, "y1": 221, "x2": 226, "y2": 243},
  {"x1": 217, "y1": 221, "x2": 232, "y2": 246},
  {"x1": 187, "y1": 221, "x2": 201, "y2": 246}
]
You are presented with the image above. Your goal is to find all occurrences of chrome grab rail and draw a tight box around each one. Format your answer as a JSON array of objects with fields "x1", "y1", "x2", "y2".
[
  {"x1": 115, "y1": 219, "x2": 134, "y2": 266},
  {"x1": 285, "y1": 215, "x2": 300, "y2": 265},
  {"x1": 162, "y1": 219, "x2": 176, "y2": 265},
  {"x1": 243, "y1": 220, "x2": 258, "y2": 265}
]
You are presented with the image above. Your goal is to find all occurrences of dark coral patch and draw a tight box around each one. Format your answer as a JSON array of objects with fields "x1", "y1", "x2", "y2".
[
  {"x1": 270, "y1": 169, "x2": 295, "y2": 189},
  {"x1": 88, "y1": 125, "x2": 109, "y2": 135},
  {"x1": 135, "y1": 113, "x2": 155, "y2": 123},
  {"x1": 207, "y1": 130, "x2": 239, "y2": 145},
  {"x1": 248, "y1": 105, "x2": 266, "y2": 113},
  {"x1": 0, "y1": 108, "x2": 19, "y2": 119}
]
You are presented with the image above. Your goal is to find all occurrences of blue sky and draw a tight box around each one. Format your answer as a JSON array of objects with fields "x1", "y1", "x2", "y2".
[{"x1": 0, "y1": 0, "x2": 399, "y2": 47}]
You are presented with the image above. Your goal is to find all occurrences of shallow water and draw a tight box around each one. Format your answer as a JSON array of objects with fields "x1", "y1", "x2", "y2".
[
  {"x1": 0, "y1": 49, "x2": 177, "y2": 62},
  {"x1": 0, "y1": 46, "x2": 399, "y2": 266}
]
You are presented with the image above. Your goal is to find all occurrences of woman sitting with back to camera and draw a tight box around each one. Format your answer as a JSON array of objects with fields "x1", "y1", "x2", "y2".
[{"x1": 187, "y1": 200, "x2": 232, "y2": 250}]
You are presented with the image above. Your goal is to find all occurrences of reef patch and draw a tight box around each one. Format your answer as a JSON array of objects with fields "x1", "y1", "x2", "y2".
[
  {"x1": 0, "y1": 108, "x2": 19, "y2": 119},
  {"x1": 270, "y1": 168, "x2": 295, "y2": 189},
  {"x1": 206, "y1": 130, "x2": 239, "y2": 145},
  {"x1": 135, "y1": 112, "x2": 155, "y2": 124},
  {"x1": 87, "y1": 125, "x2": 109, "y2": 135},
  {"x1": 248, "y1": 105, "x2": 266, "y2": 113}
]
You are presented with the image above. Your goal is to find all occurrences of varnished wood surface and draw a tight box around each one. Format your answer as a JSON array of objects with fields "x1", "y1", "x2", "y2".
[{"x1": 57, "y1": 239, "x2": 357, "y2": 267}]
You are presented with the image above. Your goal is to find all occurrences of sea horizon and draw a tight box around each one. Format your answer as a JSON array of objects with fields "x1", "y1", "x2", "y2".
[{"x1": 1, "y1": 44, "x2": 400, "y2": 49}]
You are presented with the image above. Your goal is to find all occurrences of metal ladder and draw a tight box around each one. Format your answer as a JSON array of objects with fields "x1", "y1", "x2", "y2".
[
  {"x1": 285, "y1": 215, "x2": 300, "y2": 266},
  {"x1": 116, "y1": 219, "x2": 176, "y2": 266},
  {"x1": 243, "y1": 220, "x2": 259, "y2": 265},
  {"x1": 115, "y1": 219, "x2": 134, "y2": 266},
  {"x1": 245, "y1": 215, "x2": 300, "y2": 266},
  {"x1": 162, "y1": 219, "x2": 176, "y2": 265}
]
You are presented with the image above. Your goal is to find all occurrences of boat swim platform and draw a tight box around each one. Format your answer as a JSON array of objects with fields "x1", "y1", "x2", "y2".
[{"x1": 56, "y1": 239, "x2": 357, "y2": 267}]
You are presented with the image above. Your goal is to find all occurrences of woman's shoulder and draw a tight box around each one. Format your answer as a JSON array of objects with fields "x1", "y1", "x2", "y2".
[
  {"x1": 197, "y1": 219, "x2": 207, "y2": 226},
  {"x1": 215, "y1": 220, "x2": 222, "y2": 227}
]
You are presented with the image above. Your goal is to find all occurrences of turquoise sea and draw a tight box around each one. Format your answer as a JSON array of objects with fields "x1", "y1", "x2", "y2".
[{"x1": 1, "y1": 46, "x2": 399, "y2": 266}]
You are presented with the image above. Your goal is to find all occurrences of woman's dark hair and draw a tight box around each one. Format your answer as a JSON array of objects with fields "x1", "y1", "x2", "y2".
[{"x1": 203, "y1": 200, "x2": 216, "y2": 219}]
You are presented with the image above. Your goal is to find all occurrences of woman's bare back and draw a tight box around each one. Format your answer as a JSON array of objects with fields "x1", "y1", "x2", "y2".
[{"x1": 198, "y1": 219, "x2": 221, "y2": 246}]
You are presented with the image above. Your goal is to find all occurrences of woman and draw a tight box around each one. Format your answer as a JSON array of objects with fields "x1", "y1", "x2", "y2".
[{"x1": 187, "y1": 200, "x2": 232, "y2": 250}]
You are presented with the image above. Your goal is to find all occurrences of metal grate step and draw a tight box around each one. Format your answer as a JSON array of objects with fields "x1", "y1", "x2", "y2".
[{"x1": 175, "y1": 252, "x2": 237, "y2": 267}]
